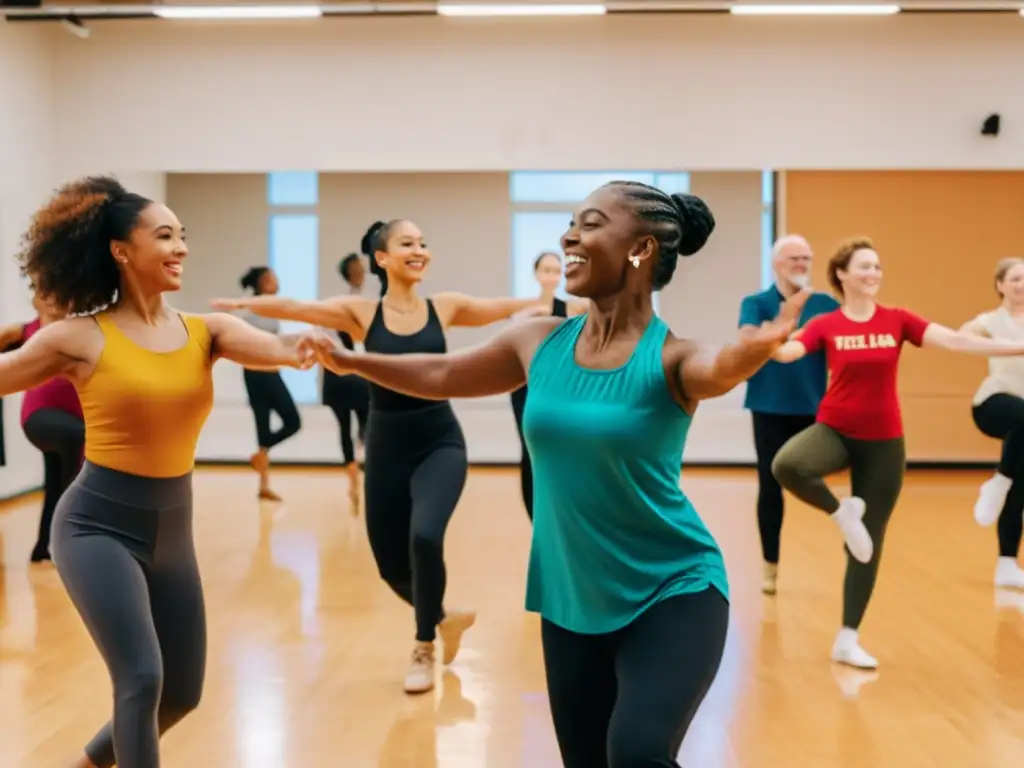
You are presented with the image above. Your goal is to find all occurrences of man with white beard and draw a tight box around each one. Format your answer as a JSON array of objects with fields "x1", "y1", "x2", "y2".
[{"x1": 739, "y1": 235, "x2": 840, "y2": 595}]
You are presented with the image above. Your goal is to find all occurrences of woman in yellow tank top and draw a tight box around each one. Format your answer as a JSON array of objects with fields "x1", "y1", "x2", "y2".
[{"x1": 0, "y1": 176, "x2": 316, "y2": 768}]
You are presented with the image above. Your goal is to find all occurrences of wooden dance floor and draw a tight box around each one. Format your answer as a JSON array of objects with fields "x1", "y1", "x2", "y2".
[{"x1": 2, "y1": 466, "x2": 1023, "y2": 767}]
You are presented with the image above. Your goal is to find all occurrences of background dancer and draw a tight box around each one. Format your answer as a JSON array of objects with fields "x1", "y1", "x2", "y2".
[
  {"x1": 20, "y1": 281, "x2": 85, "y2": 563},
  {"x1": 213, "y1": 218, "x2": 543, "y2": 695},
  {"x1": 322, "y1": 252, "x2": 370, "y2": 508},
  {"x1": 739, "y1": 234, "x2": 839, "y2": 594},
  {"x1": 771, "y1": 237, "x2": 1024, "y2": 670},
  {"x1": 509, "y1": 251, "x2": 587, "y2": 519},
  {"x1": 238, "y1": 265, "x2": 302, "y2": 500},
  {"x1": 961, "y1": 256, "x2": 1024, "y2": 588}
]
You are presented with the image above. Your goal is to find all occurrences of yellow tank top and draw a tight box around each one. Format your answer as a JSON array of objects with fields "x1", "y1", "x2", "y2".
[{"x1": 78, "y1": 311, "x2": 215, "y2": 478}]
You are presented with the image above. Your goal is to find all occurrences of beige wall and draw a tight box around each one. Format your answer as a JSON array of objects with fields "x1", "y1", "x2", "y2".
[{"x1": 166, "y1": 171, "x2": 766, "y2": 464}]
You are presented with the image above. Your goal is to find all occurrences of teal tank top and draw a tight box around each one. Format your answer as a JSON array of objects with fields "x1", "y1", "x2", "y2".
[{"x1": 522, "y1": 314, "x2": 729, "y2": 635}]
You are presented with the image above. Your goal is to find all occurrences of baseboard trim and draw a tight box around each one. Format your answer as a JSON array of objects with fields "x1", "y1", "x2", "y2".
[{"x1": 195, "y1": 459, "x2": 997, "y2": 471}]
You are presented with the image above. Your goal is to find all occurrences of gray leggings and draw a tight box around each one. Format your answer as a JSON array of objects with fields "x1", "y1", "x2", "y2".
[{"x1": 51, "y1": 462, "x2": 204, "y2": 768}]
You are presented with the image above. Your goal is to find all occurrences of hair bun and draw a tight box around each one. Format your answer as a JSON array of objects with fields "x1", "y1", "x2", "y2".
[
  {"x1": 671, "y1": 193, "x2": 715, "y2": 257},
  {"x1": 360, "y1": 221, "x2": 385, "y2": 256}
]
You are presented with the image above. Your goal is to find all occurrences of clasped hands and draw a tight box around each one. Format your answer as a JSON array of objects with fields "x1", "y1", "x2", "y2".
[{"x1": 289, "y1": 329, "x2": 353, "y2": 374}]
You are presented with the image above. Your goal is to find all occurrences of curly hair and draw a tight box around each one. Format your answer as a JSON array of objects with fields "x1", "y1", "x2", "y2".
[
  {"x1": 827, "y1": 236, "x2": 874, "y2": 295},
  {"x1": 605, "y1": 182, "x2": 716, "y2": 291},
  {"x1": 18, "y1": 175, "x2": 153, "y2": 315}
]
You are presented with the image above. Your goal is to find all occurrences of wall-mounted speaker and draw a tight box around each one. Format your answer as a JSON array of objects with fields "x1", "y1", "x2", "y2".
[{"x1": 982, "y1": 113, "x2": 1001, "y2": 137}]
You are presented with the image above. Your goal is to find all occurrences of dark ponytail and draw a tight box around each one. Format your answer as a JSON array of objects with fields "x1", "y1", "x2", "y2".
[
  {"x1": 361, "y1": 220, "x2": 389, "y2": 298},
  {"x1": 240, "y1": 266, "x2": 270, "y2": 295},
  {"x1": 18, "y1": 175, "x2": 153, "y2": 314}
]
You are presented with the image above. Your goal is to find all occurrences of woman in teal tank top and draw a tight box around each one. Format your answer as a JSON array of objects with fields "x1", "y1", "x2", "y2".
[{"x1": 310, "y1": 181, "x2": 808, "y2": 767}]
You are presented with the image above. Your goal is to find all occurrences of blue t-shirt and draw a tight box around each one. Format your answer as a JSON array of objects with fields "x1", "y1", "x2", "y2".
[{"x1": 739, "y1": 286, "x2": 839, "y2": 416}]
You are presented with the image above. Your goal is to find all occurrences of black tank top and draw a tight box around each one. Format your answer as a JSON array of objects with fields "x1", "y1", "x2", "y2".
[{"x1": 364, "y1": 298, "x2": 447, "y2": 411}]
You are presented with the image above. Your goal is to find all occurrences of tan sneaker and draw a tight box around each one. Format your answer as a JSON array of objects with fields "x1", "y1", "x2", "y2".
[
  {"x1": 403, "y1": 641, "x2": 436, "y2": 694},
  {"x1": 438, "y1": 609, "x2": 477, "y2": 665}
]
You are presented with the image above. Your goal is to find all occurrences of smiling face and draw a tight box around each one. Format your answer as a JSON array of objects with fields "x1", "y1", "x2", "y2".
[
  {"x1": 773, "y1": 235, "x2": 813, "y2": 290},
  {"x1": 838, "y1": 248, "x2": 883, "y2": 298},
  {"x1": 534, "y1": 252, "x2": 562, "y2": 293},
  {"x1": 996, "y1": 260, "x2": 1024, "y2": 306},
  {"x1": 560, "y1": 186, "x2": 654, "y2": 300},
  {"x1": 375, "y1": 219, "x2": 430, "y2": 285},
  {"x1": 257, "y1": 268, "x2": 279, "y2": 295},
  {"x1": 111, "y1": 203, "x2": 188, "y2": 293}
]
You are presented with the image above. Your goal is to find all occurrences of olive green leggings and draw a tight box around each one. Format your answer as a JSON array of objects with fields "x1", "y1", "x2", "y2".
[{"x1": 771, "y1": 423, "x2": 906, "y2": 629}]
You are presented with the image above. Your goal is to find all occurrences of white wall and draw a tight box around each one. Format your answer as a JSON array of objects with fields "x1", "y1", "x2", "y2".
[
  {"x1": 0, "y1": 23, "x2": 56, "y2": 498},
  {"x1": 50, "y1": 14, "x2": 1024, "y2": 172}
]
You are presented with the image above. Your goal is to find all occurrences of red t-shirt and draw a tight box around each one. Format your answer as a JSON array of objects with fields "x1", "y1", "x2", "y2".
[{"x1": 798, "y1": 305, "x2": 930, "y2": 440}]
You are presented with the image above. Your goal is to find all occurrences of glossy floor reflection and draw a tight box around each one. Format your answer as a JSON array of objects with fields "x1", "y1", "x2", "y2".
[{"x1": 2, "y1": 466, "x2": 1023, "y2": 767}]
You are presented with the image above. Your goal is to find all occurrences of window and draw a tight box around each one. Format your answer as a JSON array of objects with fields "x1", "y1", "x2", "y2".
[
  {"x1": 267, "y1": 171, "x2": 318, "y2": 207},
  {"x1": 511, "y1": 171, "x2": 690, "y2": 204},
  {"x1": 268, "y1": 213, "x2": 319, "y2": 404},
  {"x1": 509, "y1": 172, "x2": 687, "y2": 313},
  {"x1": 760, "y1": 171, "x2": 777, "y2": 289}
]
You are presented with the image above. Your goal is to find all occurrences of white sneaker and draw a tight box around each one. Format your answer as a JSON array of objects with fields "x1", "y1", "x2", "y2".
[
  {"x1": 994, "y1": 557, "x2": 1024, "y2": 589},
  {"x1": 831, "y1": 497, "x2": 873, "y2": 564},
  {"x1": 974, "y1": 474, "x2": 1011, "y2": 527},
  {"x1": 403, "y1": 642, "x2": 436, "y2": 694},
  {"x1": 831, "y1": 628, "x2": 878, "y2": 670}
]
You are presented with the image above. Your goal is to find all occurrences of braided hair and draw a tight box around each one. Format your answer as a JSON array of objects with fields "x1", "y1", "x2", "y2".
[{"x1": 605, "y1": 181, "x2": 715, "y2": 290}]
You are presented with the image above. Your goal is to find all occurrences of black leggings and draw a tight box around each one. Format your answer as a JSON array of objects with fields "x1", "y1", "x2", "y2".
[
  {"x1": 22, "y1": 407, "x2": 85, "y2": 558},
  {"x1": 364, "y1": 402, "x2": 468, "y2": 642},
  {"x1": 542, "y1": 588, "x2": 729, "y2": 768},
  {"x1": 51, "y1": 462, "x2": 203, "y2": 768},
  {"x1": 323, "y1": 372, "x2": 369, "y2": 465},
  {"x1": 973, "y1": 393, "x2": 1024, "y2": 558},
  {"x1": 751, "y1": 411, "x2": 816, "y2": 564},
  {"x1": 510, "y1": 385, "x2": 533, "y2": 519},
  {"x1": 243, "y1": 369, "x2": 301, "y2": 450}
]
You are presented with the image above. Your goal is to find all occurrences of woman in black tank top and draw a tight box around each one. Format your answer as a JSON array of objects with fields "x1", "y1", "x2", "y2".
[
  {"x1": 509, "y1": 252, "x2": 587, "y2": 521},
  {"x1": 322, "y1": 253, "x2": 370, "y2": 507},
  {"x1": 214, "y1": 218, "x2": 545, "y2": 696}
]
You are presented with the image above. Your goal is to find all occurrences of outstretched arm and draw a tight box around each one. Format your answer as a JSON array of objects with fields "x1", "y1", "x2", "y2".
[
  {"x1": 0, "y1": 322, "x2": 24, "y2": 351},
  {"x1": 677, "y1": 290, "x2": 811, "y2": 402},
  {"x1": 437, "y1": 292, "x2": 547, "y2": 328},
  {"x1": 311, "y1": 320, "x2": 555, "y2": 399},
  {"x1": 0, "y1": 322, "x2": 81, "y2": 396},
  {"x1": 211, "y1": 295, "x2": 366, "y2": 337},
  {"x1": 923, "y1": 323, "x2": 1024, "y2": 356},
  {"x1": 205, "y1": 313, "x2": 314, "y2": 369}
]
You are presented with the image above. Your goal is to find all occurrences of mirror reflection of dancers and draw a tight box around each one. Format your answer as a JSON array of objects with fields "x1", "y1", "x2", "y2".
[
  {"x1": 304, "y1": 183, "x2": 807, "y2": 768},
  {"x1": 960, "y1": 257, "x2": 1024, "y2": 589},
  {"x1": 213, "y1": 218, "x2": 544, "y2": 694},
  {"x1": 770, "y1": 238, "x2": 1024, "y2": 670},
  {"x1": 509, "y1": 252, "x2": 587, "y2": 520},
  {"x1": 739, "y1": 235, "x2": 839, "y2": 595},
  {"x1": 322, "y1": 253, "x2": 370, "y2": 508},
  {"x1": 238, "y1": 266, "x2": 303, "y2": 501},
  {"x1": 20, "y1": 282, "x2": 85, "y2": 563},
  {"x1": 0, "y1": 176, "x2": 315, "y2": 768}
]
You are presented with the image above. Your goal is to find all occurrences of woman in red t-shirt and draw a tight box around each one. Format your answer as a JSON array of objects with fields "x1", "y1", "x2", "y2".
[
  {"x1": 769, "y1": 237, "x2": 1024, "y2": 670},
  {"x1": 19, "y1": 285, "x2": 84, "y2": 563}
]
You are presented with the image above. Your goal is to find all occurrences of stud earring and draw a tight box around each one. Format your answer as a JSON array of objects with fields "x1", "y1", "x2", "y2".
[{"x1": 630, "y1": 256, "x2": 640, "y2": 268}]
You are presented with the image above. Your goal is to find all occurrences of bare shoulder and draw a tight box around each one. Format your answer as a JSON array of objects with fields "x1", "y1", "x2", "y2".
[
  {"x1": 660, "y1": 332, "x2": 700, "y2": 367},
  {"x1": 503, "y1": 315, "x2": 571, "y2": 369}
]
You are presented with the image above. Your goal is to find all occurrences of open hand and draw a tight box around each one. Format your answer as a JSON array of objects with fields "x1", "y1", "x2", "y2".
[
  {"x1": 738, "y1": 289, "x2": 810, "y2": 349},
  {"x1": 302, "y1": 329, "x2": 353, "y2": 375}
]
